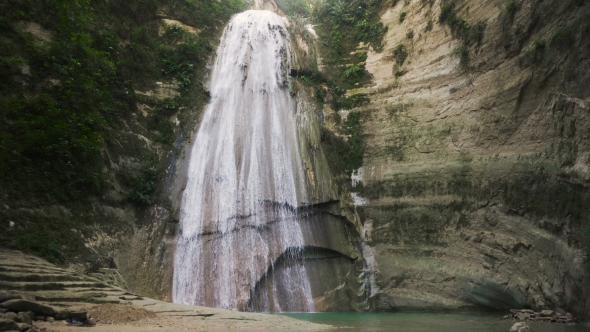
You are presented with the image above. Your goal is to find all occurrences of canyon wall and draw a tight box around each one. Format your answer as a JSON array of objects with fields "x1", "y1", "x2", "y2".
[{"x1": 337, "y1": 0, "x2": 590, "y2": 313}]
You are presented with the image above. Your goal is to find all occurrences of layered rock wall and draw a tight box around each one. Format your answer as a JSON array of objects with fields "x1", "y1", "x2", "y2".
[{"x1": 344, "y1": 0, "x2": 590, "y2": 313}]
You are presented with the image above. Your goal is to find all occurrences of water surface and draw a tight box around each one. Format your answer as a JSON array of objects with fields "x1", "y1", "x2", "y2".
[{"x1": 284, "y1": 313, "x2": 590, "y2": 332}]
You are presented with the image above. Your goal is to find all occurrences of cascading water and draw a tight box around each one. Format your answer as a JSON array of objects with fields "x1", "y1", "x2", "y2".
[{"x1": 172, "y1": 10, "x2": 315, "y2": 312}]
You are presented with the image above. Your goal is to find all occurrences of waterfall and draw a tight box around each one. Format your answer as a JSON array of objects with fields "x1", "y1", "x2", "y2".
[{"x1": 172, "y1": 10, "x2": 315, "y2": 312}]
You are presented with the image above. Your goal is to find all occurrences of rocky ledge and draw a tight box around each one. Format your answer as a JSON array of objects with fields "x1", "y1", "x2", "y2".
[
  {"x1": 0, "y1": 249, "x2": 329, "y2": 331},
  {"x1": 504, "y1": 308, "x2": 577, "y2": 325}
]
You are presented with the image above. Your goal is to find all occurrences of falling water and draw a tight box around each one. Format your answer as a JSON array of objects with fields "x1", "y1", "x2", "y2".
[{"x1": 172, "y1": 10, "x2": 315, "y2": 312}]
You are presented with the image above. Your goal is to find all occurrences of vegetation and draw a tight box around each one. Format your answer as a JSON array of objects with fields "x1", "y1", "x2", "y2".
[
  {"x1": 393, "y1": 44, "x2": 409, "y2": 65},
  {"x1": 550, "y1": 28, "x2": 575, "y2": 48},
  {"x1": 312, "y1": 0, "x2": 387, "y2": 88},
  {"x1": 0, "y1": 0, "x2": 245, "y2": 260},
  {"x1": 439, "y1": 0, "x2": 485, "y2": 45},
  {"x1": 502, "y1": 0, "x2": 519, "y2": 23},
  {"x1": 277, "y1": 0, "x2": 311, "y2": 17},
  {"x1": 439, "y1": 0, "x2": 485, "y2": 68},
  {"x1": 321, "y1": 111, "x2": 365, "y2": 176},
  {"x1": 453, "y1": 44, "x2": 469, "y2": 67},
  {"x1": 399, "y1": 11, "x2": 407, "y2": 23},
  {"x1": 128, "y1": 155, "x2": 159, "y2": 205}
]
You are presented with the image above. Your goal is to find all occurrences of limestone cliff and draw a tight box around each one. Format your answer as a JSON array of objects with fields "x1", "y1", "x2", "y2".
[{"x1": 331, "y1": 0, "x2": 590, "y2": 313}]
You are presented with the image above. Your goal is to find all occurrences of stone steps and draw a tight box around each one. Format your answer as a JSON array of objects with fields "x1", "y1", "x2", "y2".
[
  {"x1": 0, "y1": 273, "x2": 87, "y2": 282},
  {"x1": 0, "y1": 281, "x2": 113, "y2": 291},
  {"x1": 0, "y1": 250, "x2": 128, "y2": 309}
]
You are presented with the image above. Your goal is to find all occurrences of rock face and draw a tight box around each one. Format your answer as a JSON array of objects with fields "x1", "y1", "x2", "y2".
[
  {"x1": 0, "y1": 300, "x2": 54, "y2": 316},
  {"x1": 343, "y1": 0, "x2": 590, "y2": 313},
  {"x1": 510, "y1": 322, "x2": 532, "y2": 332}
]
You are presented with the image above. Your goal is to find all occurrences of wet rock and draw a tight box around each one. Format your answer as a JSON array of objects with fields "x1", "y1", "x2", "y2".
[
  {"x1": 510, "y1": 322, "x2": 532, "y2": 332},
  {"x1": 17, "y1": 322, "x2": 31, "y2": 331},
  {"x1": 54, "y1": 310, "x2": 70, "y2": 321},
  {"x1": 0, "y1": 294, "x2": 21, "y2": 304},
  {"x1": 0, "y1": 301, "x2": 54, "y2": 317},
  {"x1": 16, "y1": 313, "x2": 31, "y2": 325},
  {"x1": 2, "y1": 313, "x2": 16, "y2": 321},
  {"x1": 0, "y1": 318, "x2": 19, "y2": 331},
  {"x1": 539, "y1": 310, "x2": 554, "y2": 316},
  {"x1": 515, "y1": 313, "x2": 530, "y2": 321}
]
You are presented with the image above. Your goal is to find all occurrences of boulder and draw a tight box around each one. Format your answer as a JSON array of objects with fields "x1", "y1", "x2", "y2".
[
  {"x1": 539, "y1": 310, "x2": 554, "y2": 316},
  {"x1": 0, "y1": 318, "x2": 19, "y2": 332},
  {"x1": 515, "y1": 313, "x2": 530, "y2": 321},
  {"x1": 2, "y1": 313, "x2": 15, "y2": 321},
  {"x1": 68, "y1": 311, "x2": 88, "y2": 320},
  {"x1": 509, "y1": 322, "x2": 533, "y2": 332},
  {"x1": 17, "y1": 322, "x2": 31, "y2": 331},
  {"x1": 16, "y1": 312, "x2": 31, "y2": 325},
  {"x1": 0, "y1": 300, "x2": 54, "y2": 317},
  {"x1": 54, "y1": 310, "x2": 70, "y2": 321}
]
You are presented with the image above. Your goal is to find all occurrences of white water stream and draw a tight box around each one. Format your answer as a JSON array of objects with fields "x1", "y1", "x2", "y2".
[{"x1": 172, "y1": 10, "x2": 315, "y2": 312}]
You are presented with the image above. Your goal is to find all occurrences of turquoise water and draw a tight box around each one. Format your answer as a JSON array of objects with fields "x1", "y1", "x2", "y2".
[{"x1": 284, "y1": 313, "x2": 590, "y2": 332}]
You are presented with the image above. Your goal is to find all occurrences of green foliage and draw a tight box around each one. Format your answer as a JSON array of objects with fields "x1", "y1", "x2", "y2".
[
  {"x1": 344, "y1": 64, "x2": 365, "y2": 79},
  {"x1": 321, "y1": 111, "x2": 365, "y2": 176},
  {"x1": 0, "y1": 0, "x2": 245, "y2": 202},
  {"x1": 0, "y1": 216, "x2": 84, "y2": 263},
  {"x1": 439, "y1": 0, "x2": 485, "y2": 68},
  {"x1": 315, "y1": 86, "x2": 326, "y2": 103},
  {"x1": 550, "y1": 28, "x2": 575, "y2": 48},
  {"x1": 393, "y1": 44, "x2": 409, "y2": 65},
  {"x1": 313, "y1": 0, "x2": 387, "y2": 87},
  {"x1": 399, "y1": 11, "x2": 407, "y2": 23},
  {"x1": 439, "y1": 0, "x2": 485, "y2": 45},
  {"x1": 128, "y1": 156, "x2": 159, "y2": 205},
  {"x1": 277, "y1": 0, "x2": 311, "y2": 17},
  {"x1": 342, "y1": 112, "x2": 364, "y2": 172},
  {"x1": 453, "y1": 44, "x2": 469, "y2": 67},
  {"x1": 149, "y1": 98, "x2": 180, "y2": 144},
  {"x1": 406, "y1": 30, "x2": 414, "y2": 39},
  {"x1": 503, "y1": 0, "x2": 519, "y2": 22}
]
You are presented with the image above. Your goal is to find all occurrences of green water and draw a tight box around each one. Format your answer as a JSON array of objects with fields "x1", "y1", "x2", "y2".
[{"x1": 283, "y1": 313, "x2": 590, "y2": 332}]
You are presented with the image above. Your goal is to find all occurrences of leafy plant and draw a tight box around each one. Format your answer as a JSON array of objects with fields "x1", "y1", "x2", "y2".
[
  {"x1": 128, "y1": 156, "x2": 159, "y2": 205},
  {"x1": 344, "y1": 65, "x2": 365, "y2": 79},
  {"x1": 399, "y1": 11, "x2": 407, "y2": 23},
  {"x1": 393, "y1": 44, "x2": 409, "y2": 65},
  {"x1": 453, "y1": 44, "x2": 469, "y2": 67},
  {"x1": 503, "y1": 0, "x2": 519, "y2": 22}
]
